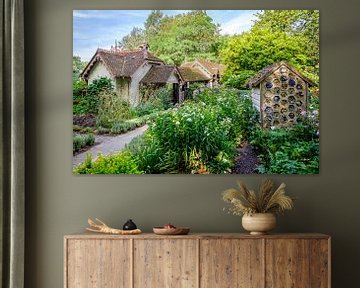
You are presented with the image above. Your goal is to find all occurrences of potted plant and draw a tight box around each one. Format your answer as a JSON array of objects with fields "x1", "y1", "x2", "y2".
[{"x1": 222, "y1": 179, "x2": 294, "y2": 235}]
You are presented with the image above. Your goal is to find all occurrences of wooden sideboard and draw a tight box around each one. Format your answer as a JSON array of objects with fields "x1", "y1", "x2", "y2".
[{"x1": 64, "y1": 233, "x2": 330, "y2": 288}]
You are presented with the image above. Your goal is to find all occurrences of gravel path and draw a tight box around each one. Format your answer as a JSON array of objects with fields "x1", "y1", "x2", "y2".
[
  {"x1": 231, "y1": 142, "x2": 259, "y2": 174},
  {"x1": 73, "y1": 125, "x2": 148, "y2": 168}
]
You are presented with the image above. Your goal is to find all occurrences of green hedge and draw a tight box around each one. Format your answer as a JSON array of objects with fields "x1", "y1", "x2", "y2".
[
  {"x1": 73, "y1": 133, "x2": 95, "y2": 153},
  {"x1": 250, "y1": 123, "x2": 319, "y2": 174},
  {"x1": 73, "y1": 152, "x2": 143, "y2": 174}
]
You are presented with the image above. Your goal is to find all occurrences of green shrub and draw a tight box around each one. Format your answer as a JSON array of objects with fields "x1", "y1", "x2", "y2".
[
  {"x1": 73, "y1": 125, "x2": 82, "y2": 132},
  {"x1": 96, "y1": 91, "x2": 135, "y2": 128},
  {"x1": 250, "y1": 123, "x2": 319, "y2": 174},
  {"x1": 73, "y1": 87, "x2": 260, "y2": 174},
  {"x1": 73, "y1": 80, "x2": 88, "y2": 115},
  {"x1": 86, "y1": 77, "x2": 113, "y2": 114},
  {"x1": 194, "y1": 87, "x2": 259, "y2": 140},
  {"x1": 110, "y1": 121, "x2": 136, "y2": 134},
  {"x1": 73, "y1": 151, "x2": 143, "y2": 174},
  {"x1": 150, "y1": 104, "x2": 227, "y2": 173},
  {"x1": 73, "y1": 77, "x2": 114, "y2": 115},
  {"x1": 95, "y1": 127, "x2": 110, "y2": 135},
  {"x1": 109, "y1": 113, "x2": 158, "y2": 135},
  {"x1": 221, "y1": 70, "x2": 256, "y2": 89},
  {"x1": 135, "y1": 87, "x2": 173, "y2": 116},
  {"x1": 73, "y1": 133, "x2": 95, "y2": 153},
  {"x1": 81, "y1": 127, "x2": 94, "y2": 134},
  {"x1": 126, "y1": 133, "x2": 163, "y2": 174},
  {"x1": 126, "y1": 87, "x2": 259, "y2": 174},
  {"x1": 184, "y1": 82, "x2": 206, "y2": 100}
]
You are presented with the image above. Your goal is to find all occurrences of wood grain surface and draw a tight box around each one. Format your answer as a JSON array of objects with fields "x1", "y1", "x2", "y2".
[
  {"x1": 65, "y1": 239, "x2": 131, "y2": 288},
  {"x1": 133, "y1": 239, "x2": 198, "y2": 288},
  {"x1": 265, "y1": 239, "x2": 310, "y2": 287},
  {"x1": 64, "y1": 233, "x2": 330, "y2": 288},
  {"x1": 200, "y1": 238, "x2": 264, "y2": 288}
]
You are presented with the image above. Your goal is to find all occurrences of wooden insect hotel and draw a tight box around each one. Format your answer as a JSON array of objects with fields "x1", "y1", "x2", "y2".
[{"x1": 247, "y1": 62, "x2": 314, "y2": 128}]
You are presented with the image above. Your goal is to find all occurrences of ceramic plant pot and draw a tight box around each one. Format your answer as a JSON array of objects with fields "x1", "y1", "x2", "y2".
[{"x1": 242, "y1": 213, "x2": 276, "y2": 235}]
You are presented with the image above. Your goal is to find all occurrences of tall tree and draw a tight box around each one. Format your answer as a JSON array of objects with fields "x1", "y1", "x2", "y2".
[
  {"x1": 144, "y1": 10, "x2": 164, "y2": 38},
  {"x1": 119, "y1": 11, "x2": 164, "y2": 51},
  {"x1": 117, "y1": 11, "x2": 222, "y2": 65},
  {"x1": 220, "y1": 10, "x2": 319, "y2": 86},
  {"x1": 119, "y1": 27, "x2": 146, "y2": 50},
  {"x1": 220, "y1": 28, "x2": 311, "y2": 87},
  {"x1": 73, "y1": 56, "x2": 86, "y2": 81},
  {"x1": 253, "y1": 10, "x2": 319, "y2": 66},
  {"x1": 149, "y1": 11, "x2": 221, "y2": 65},
  {"x1": 221, "y1": 28, "x2": 310, "y2": 74}
]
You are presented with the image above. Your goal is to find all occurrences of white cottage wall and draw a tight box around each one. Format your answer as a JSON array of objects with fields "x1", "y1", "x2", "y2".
[
  {"x1": 115, "y1": 78, "x2": 130, "y2": 102},
  {"x1": 87, "y1": 61, "x2": 114, "y2": 84},
  {"x1": 129, "y1": 62, "x2": 152, "y2": 106}
]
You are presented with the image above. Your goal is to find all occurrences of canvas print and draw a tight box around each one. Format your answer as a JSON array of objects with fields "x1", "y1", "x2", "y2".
[{"x1": 72, "y1": 10, "x2": 320, "y2": 174}]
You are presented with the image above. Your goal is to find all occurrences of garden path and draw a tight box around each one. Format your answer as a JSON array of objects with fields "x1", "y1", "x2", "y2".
[
  {"x1": 231, "y1": 142, "x2": 259, "y2": 174},
  {"x1": 73, "y1": 125, "x2": 148, "y2": 168}
]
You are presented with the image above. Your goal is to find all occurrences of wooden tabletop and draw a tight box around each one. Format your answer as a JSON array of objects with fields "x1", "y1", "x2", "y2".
[{"x1": 65, "y1": 232, "x2": 330, "y2": 240}]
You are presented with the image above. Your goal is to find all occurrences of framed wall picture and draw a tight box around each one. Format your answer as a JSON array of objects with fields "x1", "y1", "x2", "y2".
[{"x1": 72, "y1": 10, "x2": 320, "y2": 175}]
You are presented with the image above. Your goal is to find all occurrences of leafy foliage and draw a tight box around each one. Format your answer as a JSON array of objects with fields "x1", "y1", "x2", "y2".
[
  {"x1": 73, "y1": 133, "x2": 95, "y2": 153},
  {"x1": 96, "y1": 90, "x2": 135, "y2": 128},
  {"x1": 222, "y1": 179, "x2": 294, "y2": 216},
  {"x1": 73, "y1": 80, "x2": 88, "y2": 115},
  {"x1": 76, "y1": 87, "x2": 259, "y2": 174},
  {"x1": 119, "y1": 10, "x2": 222, "y2": 65},
  {"x1": 73, "y1": 56, "x2": 86, "y2": 81},
  {"x1": 119, "y1": 10, "x2": 164, "y2": 50},
  {"x1": 151, "y1": 102, "x2": 233, "y2": 173},
  {"x1": 221, "y1": 70, "x2": 256, "y2": 89},
  {"x1": 150, "y1": 11, "x2": 220, "y2": 65},
  {"x1": 253, "y1": 10, "x2": 319, "y2": 67},
  {"x1": 222, "y1": 10, "x2": 320, "y2": 85},
  {"x1": 142, "y1": 87, "x2": 258, "y2": 173},
  {"x1": 109, "y1": 113, "x2": 156, "y2": 134},
  {"x1": 73, "y1": 77, "x2": 114, "y2": 115},
  {"x1": 136, "y1": 86, "x2": 173, "y2": 116},
  {"x1": 126, "y1": 133, "x2": 163, "y2": 174},
  {"x1": 221, "y1": 28, "x2": 310, "y2": 79},
  {"x1": 73, "y1": 152, "x2": 143, "y2": 174},
  {"x1": 250, "y1": 122, "x2": 319, "y2": 174},
  {"x1": 119, "y1": 27, "x2": 146, "y2": 50}
]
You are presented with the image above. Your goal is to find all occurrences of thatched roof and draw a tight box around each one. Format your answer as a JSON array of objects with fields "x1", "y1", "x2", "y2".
[
  {"x1": 182, "y1": 60, "x2": 226, "y2": 77},
  {"x1": 178, "y1": 66, "x2": 211, "y2": 82},
  {"x1": 247, "y1": 61, "x2": 315, "y2": 88},
  {"x1": 80, "y1": 48, "x2": 164, "y2": 80},
  {"x1": 196, "y1": 60, "x2": 226, "y2": 76},
  {"x1": 141, "y1": 65, "x2": 181, "y2": 83}
]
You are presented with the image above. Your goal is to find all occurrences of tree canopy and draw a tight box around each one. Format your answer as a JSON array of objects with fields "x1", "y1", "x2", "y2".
[
  {"x1": 117, "y1": 10, "x2": 319, "y2": 85},
  {"x1": 221, "y1": 28, "x2": 310, "y2": 74},
  {"x1": 220, "y1": 10, "x2": 319, "y2": 86},
  {"x1": 119, "y1": 27, "x2": 146, "y2": 50},
  {"x1": 253, "y1": 10, "x2": 319, "y2": 65},
  {"x1": 73, "y1": 56, "x2": 86, "y2": 81},
  {"x1": 119, "y1": 10, "x2": 222, "y2": 65}
]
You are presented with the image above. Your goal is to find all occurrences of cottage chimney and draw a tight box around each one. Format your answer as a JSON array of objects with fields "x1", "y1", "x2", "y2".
[{"x1": 141, "y1": 42, "x2": 149, "y2": 59}]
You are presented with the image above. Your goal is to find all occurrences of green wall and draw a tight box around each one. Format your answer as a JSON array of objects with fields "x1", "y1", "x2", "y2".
[{"x1": 25, "y1": 0, "x2": 360, "y2": 287}]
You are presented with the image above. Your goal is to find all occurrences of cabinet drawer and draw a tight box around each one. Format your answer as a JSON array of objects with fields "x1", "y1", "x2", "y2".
[
  {"x1": 65, "y1": 239, "x2": 131, "y2": 288},
  {"x1": 134, "y1": 239, "x2": 198, "y2": 288}
]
